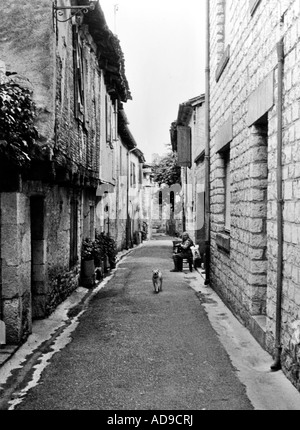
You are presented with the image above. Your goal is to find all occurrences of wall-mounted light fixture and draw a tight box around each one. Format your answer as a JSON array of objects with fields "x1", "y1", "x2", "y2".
[{"x1": 53, "y1": 0, "x2": 97, "y2": 24}]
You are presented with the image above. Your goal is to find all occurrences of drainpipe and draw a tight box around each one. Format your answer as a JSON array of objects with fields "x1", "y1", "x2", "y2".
[
  {"x1": 204, "y1": 0, "x2": 211, "y2": 286},
  {"x1": 271, "y1": 38, "x2": 284, "y2": 371}
]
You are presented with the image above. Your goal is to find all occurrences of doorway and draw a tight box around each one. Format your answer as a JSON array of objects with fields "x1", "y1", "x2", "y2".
[{"x1": 30, "y1": 196, "x2": 46, "y2": 319}]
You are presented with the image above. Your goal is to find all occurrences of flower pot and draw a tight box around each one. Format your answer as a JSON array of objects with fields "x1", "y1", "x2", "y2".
[
  {"x1": 82, "y1": 259, "x2": 95, "y2": 276},
  {"x1": 81, "y1": 259, "x2": 95, "y2": 288},
  {"x1": 103, "y1": 256, "x2": 109, "y2": 273},
  {"x1": 109, "y1": 257, "x2": 116, "y2": 270}
]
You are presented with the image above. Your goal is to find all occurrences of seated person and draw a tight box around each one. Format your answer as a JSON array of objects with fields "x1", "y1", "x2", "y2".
[{"x1": 171, "y1": 232, "x2": 194, "y2": 272}]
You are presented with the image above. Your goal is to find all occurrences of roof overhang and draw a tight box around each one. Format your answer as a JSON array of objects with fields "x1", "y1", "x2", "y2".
[{"x1": 81, "y1": 0, "x2": 132, "y2": 102}]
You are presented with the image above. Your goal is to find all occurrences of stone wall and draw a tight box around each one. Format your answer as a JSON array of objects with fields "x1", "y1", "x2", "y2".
[
  {"x1": 209, "y1": 0, "x2": 300, "y2": 390},
  {"x1": 1, "y1": 0, "x2": 55, "y2": 145},
  {"x1": 0, "y1": 193, "x2": 32, "y2": 344},
  {"x1": 24, "y1": 183, "x2": 81, "y2": 328}
]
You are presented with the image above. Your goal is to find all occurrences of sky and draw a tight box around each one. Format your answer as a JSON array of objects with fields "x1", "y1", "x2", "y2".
[{"x1": 99, "y1": 0, "x2": 207, "y2": 163}]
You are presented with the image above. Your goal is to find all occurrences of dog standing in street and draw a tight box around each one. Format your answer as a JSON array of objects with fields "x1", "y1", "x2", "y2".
[{"x1": 152, "y1": 269, "x2": 163, "y2": 294}]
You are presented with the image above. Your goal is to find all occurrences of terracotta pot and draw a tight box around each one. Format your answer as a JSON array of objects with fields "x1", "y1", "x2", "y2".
[
  {"x1": 81, "y1": 259, "x2": 95, "y2": 287},
  {"x1": 81, "y1": 259, "x2": 95, "y2": 277}
]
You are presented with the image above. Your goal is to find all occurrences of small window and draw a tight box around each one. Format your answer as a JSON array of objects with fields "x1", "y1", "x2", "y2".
[
  {"x1": 224, "y1": 151, "x2": 231, "y2": 232},
  {"x1": 159, "y1": 191, "x2": 163, "y2": 220},
  {"x1": 130, "y1": 161, "x2": 136, "y2": 188},
  {"x1": 73, "y1": 27, "x2": 85, "y2": 124},
  {"x1": 106, "y1": 95, "x2": 112, "y2": 144},
  {"x1": 216, "y1": 0, "x2": 231, "y2": 82},
  {"x1": 139, "y1": 163, "x2": 143, "y2": 186},
  {"x1": 216, "y1": 148, "x2": 231, "y2": 254},
  {"x1": 170, "y1": 191, "x2": 175, "y2": 214}
]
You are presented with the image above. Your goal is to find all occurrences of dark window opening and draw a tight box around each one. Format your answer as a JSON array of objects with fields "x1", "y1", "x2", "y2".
[
  {"x1": 159, "y1": 191, "x2": 163, "y2": 220},
  {"x1": 73, "y1": 26, "x2": 86, "y2": 124},
  {"x1": 70, "y1": 197, "x2": 78, "y2": 269}
]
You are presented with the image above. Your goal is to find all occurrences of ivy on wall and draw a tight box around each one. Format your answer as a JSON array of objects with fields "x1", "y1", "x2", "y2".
[{"x1": 0, "y1": 81, "x2": 39, "y2": 168}]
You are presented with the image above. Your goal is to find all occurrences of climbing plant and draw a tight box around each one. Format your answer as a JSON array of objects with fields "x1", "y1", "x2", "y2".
[{"x1": 0, "y1": 82, "x2": 39, "y2": 168}]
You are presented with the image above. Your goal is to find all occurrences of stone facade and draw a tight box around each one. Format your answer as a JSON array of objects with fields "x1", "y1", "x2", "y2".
[
  {"x1": 171, "y1": 95, "x2": 206, "y2": 251},
  {"x1": 209, "y1": 0, "x2": 300, "y2": 390},
  {"x1": 141, "y1": 165, "x2": 155, "y2": 240},
  {"x1": 0, "y1": 1, "x2": 142, "y2": 344}
]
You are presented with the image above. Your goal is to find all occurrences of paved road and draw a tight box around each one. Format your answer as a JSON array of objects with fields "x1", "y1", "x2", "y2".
[{"x1": 2, "y1": 238, "x2": 253, "y2": 410}]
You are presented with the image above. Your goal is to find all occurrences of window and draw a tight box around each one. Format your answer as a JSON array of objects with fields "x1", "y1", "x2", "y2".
[
  {"x1": 130, "y1": 161, "x2": 136, "y2": 188},
  {"x1": 170, "y1": 191, "x2": 175, "y2": 215},
  {"x1": 159, "y1": 191, "x2": 163, "y2": 220},
  {"x1": 139, "y1": 163, "x2": 143, "y2": 186},
  {"x1": 73, "y1": 27, "x2": 86, "y2": 124},
  {"x1": 106, "y1": 95, "x2": 112, "y2": 144},
  {"x1": 70, "y1": 197, "x2": 78, "y2": 268},
  {"x1": 216, "y1": 0, "x2": 231, "y2": 82},
  {"x1": 113, "y1": 100, "x2": 118, "y2": 142},
  {"x1": 215, "y1": 149, "x2": 231, "y2": 254},
  {"x1": 224, "y1": 151, "x2": 231, "y2": 232},
  {"x1": 250, "y1": 0, "x2": 261, "y2": 15}
]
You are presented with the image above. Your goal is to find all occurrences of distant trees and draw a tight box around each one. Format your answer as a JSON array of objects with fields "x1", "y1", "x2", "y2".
[{"x1": 152, "y1": 150, "x2": 181, "y2": 187}]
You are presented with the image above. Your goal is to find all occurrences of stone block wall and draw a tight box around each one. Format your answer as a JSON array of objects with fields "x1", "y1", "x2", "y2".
[
  {"x1": 43, "y1": 185, "x2": 80, "y2": 316},
  {"x1": 0, "y1": 193, "x2": 32, "y2": 344},
  {"x1": 209, "y1": 0, "x2": 300, "y2": 390},
  {"x1": 1, "y1": 0, "x2": 55, "y2": 144}
]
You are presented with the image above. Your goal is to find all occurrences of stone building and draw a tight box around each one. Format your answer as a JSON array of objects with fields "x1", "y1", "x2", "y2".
[
  {"x1": 171, "y1": 95, "x2": 206, "y2": 254},
  {"x1": 141, "y1": 163, "x2": 155, "y2": 240},
  {"x1": 97, "y1": 108, "x2": 145, "y2": 251},
  {"x1": 150, "y1": 176, "x2": 183, "y2": 236},
  {"x1": 116, "y1": 110, "x2": 146, "y2": 249},
  {"x1": 208, "y1": 0, "x2": 300, "y2": 389},
  {"x1": 0, "y1": 0, "x2": 137, "y2": 345}
]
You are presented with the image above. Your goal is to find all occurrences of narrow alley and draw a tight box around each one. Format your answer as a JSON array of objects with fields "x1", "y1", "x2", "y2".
[{"x1": 1, "y1": 238, "x2": 300, "y2": 412}]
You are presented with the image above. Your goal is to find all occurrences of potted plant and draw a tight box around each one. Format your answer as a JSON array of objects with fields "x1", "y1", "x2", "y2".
[
  {"x1": 104, "y1": 234, "x2": 117, "y2": 270},
  {"x1": 93, "y1": 232, "x2": 105, "y2": 279},
  {"x1": 80, "y1": 238, "x2": 95, "y2": 287},
  {"x1": 94, "y1": 231, "x2": 117, "y2": 272},
  {"x1": 94, "y1": 232, "x2": 105, "y2": 265}
]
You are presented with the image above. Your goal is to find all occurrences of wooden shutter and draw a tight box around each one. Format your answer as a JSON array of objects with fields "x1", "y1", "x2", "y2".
[{"x1": 177, "y1": 126, "x2": 191, "y2": 168}]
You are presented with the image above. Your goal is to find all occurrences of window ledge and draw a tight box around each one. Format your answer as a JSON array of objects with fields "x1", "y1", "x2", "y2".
[
  {"x1": 250, "y1": 0, "x2": 261, "y2": 16},
  {"x1": 194, "y1": 150, "x2": 205, "y2": 165},
  {"x1": 216, "y1": 231, "x2": 230, "y2": 254},
  {"x1": 216, "y1": 45, "x2": 230, "y2": 82}
]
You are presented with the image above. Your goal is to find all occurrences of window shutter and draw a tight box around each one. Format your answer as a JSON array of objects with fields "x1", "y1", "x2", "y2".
[
  {"x1": 177, "y1": 126, "x2": 191, "y2": 168},
  {"x1": 73, "y1": 27, "x2": 85, "y2": 123}
]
